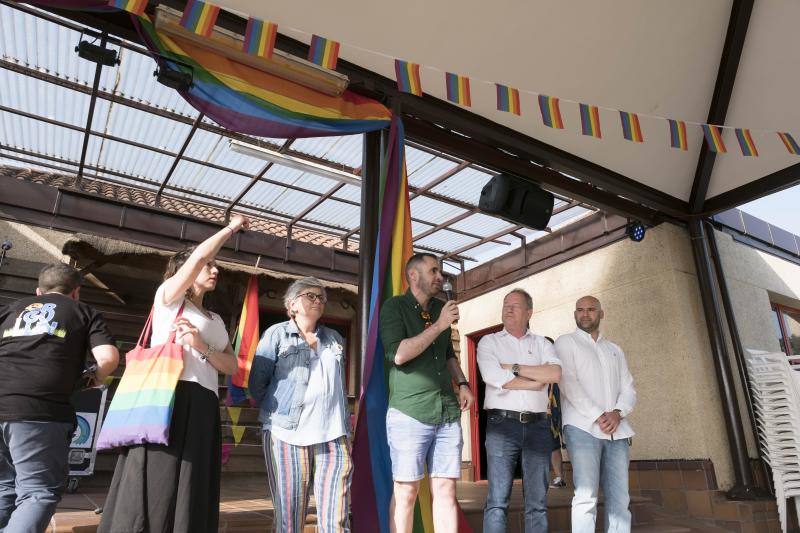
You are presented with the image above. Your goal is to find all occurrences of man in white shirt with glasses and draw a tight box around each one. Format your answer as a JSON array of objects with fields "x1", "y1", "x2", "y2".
[{"x1": 556, "y1": 295, "x2": 637, "y2": 532}]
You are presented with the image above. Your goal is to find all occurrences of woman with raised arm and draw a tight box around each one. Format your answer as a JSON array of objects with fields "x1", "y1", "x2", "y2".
[
  {"x1": 99, "y1": 214, "x2": 249, "y2": 533},
  {"x1": 249, "y1": 277, "x2": 352, "y2": 532}
]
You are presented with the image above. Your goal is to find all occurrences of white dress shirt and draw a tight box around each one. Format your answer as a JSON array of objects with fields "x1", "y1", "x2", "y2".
[
  {"x1": 477, "y1": 329, "x2": 561, "y2": 413},
  {"x1": 555, "y1": 328, "x2": 636, "y2": 440}
]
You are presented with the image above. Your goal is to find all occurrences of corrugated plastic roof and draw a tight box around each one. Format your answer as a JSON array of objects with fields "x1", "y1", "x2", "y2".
[{"x1": 0, "y1": 2, "x2": 597, "y2": 272}]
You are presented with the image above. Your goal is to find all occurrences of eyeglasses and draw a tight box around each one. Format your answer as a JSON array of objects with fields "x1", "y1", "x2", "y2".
[
  {"x1": 297, "y1": 292, "x2": 327, "y2": 304},
  {"x1": 419, "y1": 310, "x2": 432, "y2": 329}
]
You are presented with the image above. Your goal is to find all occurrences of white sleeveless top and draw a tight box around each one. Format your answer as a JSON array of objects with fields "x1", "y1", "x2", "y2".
[{"x1": 151, "y1": 284, "x2": 230, "y2": 396}]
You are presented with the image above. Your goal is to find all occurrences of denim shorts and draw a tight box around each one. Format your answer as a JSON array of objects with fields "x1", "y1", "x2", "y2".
[{"x1": 385, "y1": 408, "x2": 463, "y2": 481}]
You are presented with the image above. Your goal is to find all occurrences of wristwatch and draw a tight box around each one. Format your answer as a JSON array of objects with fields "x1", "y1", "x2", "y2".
[
  {"x1": 511, "y1": 364, "x2": 520, "y2": 377},
  {"x1": 200, "y1": 343, "x2": 214, "y2": 361}
]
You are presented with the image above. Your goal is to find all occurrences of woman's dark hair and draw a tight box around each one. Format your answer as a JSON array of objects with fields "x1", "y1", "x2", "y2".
[{"x1": 163, "y1": 246, "x2": 200, "y2": 299}]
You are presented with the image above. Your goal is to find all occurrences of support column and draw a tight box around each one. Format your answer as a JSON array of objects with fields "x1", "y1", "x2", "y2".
[
  {"x1": 357, "y1": 130, "x2": 382, "y2": 385},
  {"x1": 688, "y1": 219, "x2": 757, "y2": 499}
]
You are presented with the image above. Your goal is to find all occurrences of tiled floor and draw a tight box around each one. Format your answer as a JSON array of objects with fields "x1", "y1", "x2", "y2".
[{"x1": 46, "y1": 475, "x2": 760, "y2": 532}]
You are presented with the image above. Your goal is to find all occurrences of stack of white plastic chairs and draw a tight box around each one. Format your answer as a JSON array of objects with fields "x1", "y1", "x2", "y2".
[{"x1": 745, "y1": 350, "x2": 800, "y2": 532}]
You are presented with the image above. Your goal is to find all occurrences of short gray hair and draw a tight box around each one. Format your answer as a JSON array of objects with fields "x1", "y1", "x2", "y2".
[
  {"x1": 505, "y1": 288, "x2": 533, "y2": 310},
  {"x1": 283, "y1": 277, "x2": 327, "y2": 313}
]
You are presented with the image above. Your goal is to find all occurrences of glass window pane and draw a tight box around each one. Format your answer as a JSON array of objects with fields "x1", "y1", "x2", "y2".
[
  {"x1": 781, "y1": 309, "x2": 800, "y2": 356},
  {"x1": 772, "y1": 308, "x2": 787, "y2": 354}
]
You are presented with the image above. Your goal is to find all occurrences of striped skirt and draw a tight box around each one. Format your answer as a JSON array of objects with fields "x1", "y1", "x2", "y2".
[{"x1": 262, "y1": 431, "x2": 352, "y2": 533}]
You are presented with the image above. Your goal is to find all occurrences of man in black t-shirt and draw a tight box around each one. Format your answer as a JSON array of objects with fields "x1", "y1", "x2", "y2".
[{"x1": 0, "y1": 263, "x2": 118, "y2": 532}]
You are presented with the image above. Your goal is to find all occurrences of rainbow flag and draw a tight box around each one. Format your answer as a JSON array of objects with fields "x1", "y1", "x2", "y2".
[
  {"x1": 735, "y1": 128, "x2": 758, "y2": 157},
  {"x1": 538, "y1": 95, "x2": 564, "y2": 129},
  {"x1": 133, "y1": 15, "x2": 391, "y2": 138},
  {"x1": 496, "y1": 83, "x2": 521, "y2": 115},
  {"x1": 445, "y1": 72, "x2": 471, "y2": 107},
  {"x1": 619, "y1": 111, "x2": 643, "y2": 142},
  {"x1": 668, "y1": 119, "x2": 688, "y2": 150},
  {"x1": 351, "y1": 118, "x2": 472, "y2": 533},
  {"x1": 702, "y1": 124, "x2": 727, "y2": 153},
  {"x1": 777, "y1": 132, "x2": 800, "y2": 155},
  {"x1": 232, "y1": 274, "x2": 259, "y2": 388},
  {"x1": 243, "y1": 17, "x2": 277, "y2": 59},
  {"x1": 107, "y1": 0, "x2": 147, "y2": 15},
  {"x1": 308, "y1": 35, "x2": 340, "y2": 70},
  {"x1": 580, "y1": 103, "x2": 602, "y2": 138},
  {"x1": 395, "y1": 59, "x2": 422, "y2": 97},
  {"x1": 179, "y1": 0, "x2": 219, "y2": 38}
]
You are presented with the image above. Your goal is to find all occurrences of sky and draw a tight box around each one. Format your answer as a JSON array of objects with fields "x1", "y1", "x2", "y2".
[{"x1": 737, "y1": 184, "x2": 800, "y2": 235}]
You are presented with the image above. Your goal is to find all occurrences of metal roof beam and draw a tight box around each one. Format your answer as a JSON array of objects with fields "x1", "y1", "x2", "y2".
[
  {"x1": 409, "y1": 161, "x2": 470, "y2": 200},
  {"x1": 442, "y1": 225, "x2": 524, "y2": 261},
  {"x1": 75, "y1": 31, "x2": 108, "y2": 184},
  {"x1": 689, "y1": 0, "x2": 754, "y2": 213},
  {"x1": 703, "y1": 162, "x2": 800, "y2": 214},
  {"x1": 155, "y1": 113, "x2": 205, "y2": 205},
  {"x1": 224, "y1": 140, "x2": 294, "y2": 218}
]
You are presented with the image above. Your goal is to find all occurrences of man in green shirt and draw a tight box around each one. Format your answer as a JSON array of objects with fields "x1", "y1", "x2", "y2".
[{"x1": 380, "y1": 253, "x2": 474, "y2": 533}]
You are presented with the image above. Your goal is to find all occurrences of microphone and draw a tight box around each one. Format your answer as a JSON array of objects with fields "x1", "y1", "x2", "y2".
[{"x1": 442, "y1": 279, "x2": 455, "y2": 302}]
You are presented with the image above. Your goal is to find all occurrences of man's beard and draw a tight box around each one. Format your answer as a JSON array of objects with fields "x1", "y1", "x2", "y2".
[{"x1": 576, "y1": 318, "x2": 599, "y2": 333}]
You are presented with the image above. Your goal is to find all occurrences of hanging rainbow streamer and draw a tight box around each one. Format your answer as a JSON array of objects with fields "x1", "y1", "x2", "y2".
[
  {"x1": 777, "y1": 132, "x2": 800, "y2": 155},
  {"x1": 619, "y1": 111, "x2": 643, "y2": 142},
  {"x1": 445, "y1": 72, "x2": 471, "y2": 107},
  {"x1": 395, "y1": 59, "x2": 423, "y2": 97},
  {"x1": 133, "y1": 15, "x2": 391, "y2": 138},
  {"x1": 308, "y1": 35, "x2": 340, "y2": 70},
  {"x1": 243, "y1": 17, "x2": 277, "y2": 59},
  {"x1": 179, "y1": 0, "x2": 219, "y2": 38},
  {"x1": 496, "y1": 83, "x2": 520, "y2": 115},
  {"x1": 538, "y1": 95, "x2": 564, "y2": 129},
  {"x1": 351, "y1": 118, "x2": 472, "y2": 533},
  {"x1": 702, "y1": 124, "x2": 727, "y2": 153},
  {"x1": 580, "y1": 103, "x2": 602, "y2": 138},
  {"x1": 107, "y1": 0, "x2": 147, "y2": 15},
  {"x1": 668, "y1": 119, "x2": 688, "y2": 151},
  {"x1": 735, "y1": 128, "x2": 758, "y2": 157},
  {"x1": 232, "y1": 274, "x2": 260, "y2": 387}
]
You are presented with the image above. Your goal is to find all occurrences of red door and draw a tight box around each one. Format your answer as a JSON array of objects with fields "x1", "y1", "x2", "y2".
[{"x1": 466, "y1": 324, "x2": 502, "y2": 481}]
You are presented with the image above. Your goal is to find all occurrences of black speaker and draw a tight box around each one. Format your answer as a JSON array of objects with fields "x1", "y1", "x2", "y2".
[{"x1": 478, "y1": 174, "x2": 554, "y2": 230}]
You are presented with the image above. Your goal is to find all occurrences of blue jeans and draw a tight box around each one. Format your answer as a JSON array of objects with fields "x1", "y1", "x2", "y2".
[
  {"x1": 564, "y1": 425, "x2": 631, "y2": 533},
  {"x1": 483, "y1": 414, "x2": 554, "y2": 533},
  {"x1": 0, "y1": 420, "x2": 73, "y2": 533}
]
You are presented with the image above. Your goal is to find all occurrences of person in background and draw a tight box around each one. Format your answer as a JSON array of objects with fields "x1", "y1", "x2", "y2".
[
  {"x1": 0, "y1": 263, "x2": 119, "y2": 532},
  {"x1": 477, "y1": 288, "x2": 561, "y2": 532},
  {"x1": 249, "y1": 277, "x2": 352, "y2": 533},
  {"x1": 556, "y1": 296, "x2": 637, "y2": 533},
  {"x1": 545, "y1": 335, "x2": 567, "y2": 489},
  {"x1": 100, "y1": 214, "x2": 248, "y2": 533},
  {"x1": 380, "y1": 253, "x2": 474, "y2": 533}
]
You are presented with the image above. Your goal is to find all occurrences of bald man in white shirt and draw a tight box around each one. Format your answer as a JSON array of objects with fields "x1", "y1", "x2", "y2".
[
  {"x1": 477, "y1": 288, "x2": 562, "y2": 532},
  {"x1": 556, "y1": 296, "x2": 636, "y2": 533}
]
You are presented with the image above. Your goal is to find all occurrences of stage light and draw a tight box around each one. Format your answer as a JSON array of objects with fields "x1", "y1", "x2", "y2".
[
  {"x1": 75, "y1": 40, "x2": 119, "y2": 67},
  {"x1": 626, "y1": 220, "x2": 646, "y2": 242},
  {"x1": 154, "y1": 65, "x2": 193, "y2": 91}
]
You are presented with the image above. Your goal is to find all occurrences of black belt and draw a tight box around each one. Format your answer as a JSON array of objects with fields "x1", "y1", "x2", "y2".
[{"x1": 487, "y1": 409, "x2": 548, "y2": 424}]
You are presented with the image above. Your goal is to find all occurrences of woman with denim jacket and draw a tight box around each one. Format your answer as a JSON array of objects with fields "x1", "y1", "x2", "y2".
[{"x1": 249, "y1": 277, "x2": 352, "y2": 532}]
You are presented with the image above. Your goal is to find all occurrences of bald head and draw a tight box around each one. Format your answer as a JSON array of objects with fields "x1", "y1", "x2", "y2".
[{"x1": 574, "y1": 295, "x2": 604, "y2": 335}]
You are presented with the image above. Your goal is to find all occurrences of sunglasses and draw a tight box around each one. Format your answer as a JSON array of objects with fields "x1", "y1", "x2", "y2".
[
  {"x1": 297, "y1": 292, "x2": 327, "y2": 304},
  {"x1": 419, "y1": 310, "x2": 432, "y2": 329}
]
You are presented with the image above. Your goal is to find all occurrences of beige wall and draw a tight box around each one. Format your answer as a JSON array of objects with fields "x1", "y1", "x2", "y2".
[
  {"x1": 455, "y1": 223, "x2": 800, "y2": 489},
  {"x1": 0, "y1": 220, "x2": 72, "y2": 264}
]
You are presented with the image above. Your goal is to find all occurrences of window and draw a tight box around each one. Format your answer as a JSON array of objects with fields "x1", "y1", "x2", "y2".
[{"x1": 772, "y1": 303, "x2": 800, "y2": 356}]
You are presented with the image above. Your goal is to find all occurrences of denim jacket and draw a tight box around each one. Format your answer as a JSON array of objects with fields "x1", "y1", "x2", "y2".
[{"x1": 249, "y1": 320, "x2": 349, "y2": 433}]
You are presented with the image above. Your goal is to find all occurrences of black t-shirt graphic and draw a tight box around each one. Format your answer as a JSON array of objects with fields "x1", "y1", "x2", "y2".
[{"x1": 0, "y1": 293, "x2": 115, "y2": 423}]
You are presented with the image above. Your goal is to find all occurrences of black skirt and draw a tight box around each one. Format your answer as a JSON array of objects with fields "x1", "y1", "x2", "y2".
[{"x1": 98, "y1": 380, "x2": 221, "y2": 533}]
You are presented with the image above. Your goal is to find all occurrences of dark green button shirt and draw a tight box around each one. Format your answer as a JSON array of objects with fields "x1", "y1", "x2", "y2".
[{"x1": 379, "y1": 290, "x2": 460, "y2": 425}]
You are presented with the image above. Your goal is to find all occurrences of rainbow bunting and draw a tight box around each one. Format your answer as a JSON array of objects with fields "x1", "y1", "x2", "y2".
[
  {"x1": 232, "y1": 274, "x2": 260, "y2": 388},
  {"x1": 668, "y1": 119, "x2": 688, "y2": 150},
  {"x1": 538, "y1": 95, "x2": 564, "y2": 129},
  {"x1": 107, "y1": 0, "x2": 147, "y2": 15},
  {"x1": 179, "y1": 0, "x2": 219, "y2": 37},
  {"x1": 242, "y1": 17, "x2": 277, "y2": 59},
  {"x1": 445, "y1": 72, "x2": 471, "y2": 107},
  {"x1": 735, "y1": 128, "x2": 758, "y2": 157},
  {"x1": 619, "y1": 111, "x2": 643, "y2": 142},
  {"x1": 580, "y1": 103, "x2": 602, "y2": 138},
  {"x1": 702, "y1": 124, "x2": 727, "y2": 153},
  {"x1": 395, "y1": 59, "x2": 422, "y2": 97},
  {"x1": 496, "y1": 83, "x2": 521, "y2": 115},
  {"x1": 308, "y1": 35, "x2": 340, "y2": 70},
  {"x1": 777, "y1": 132, "x2": 800, "y2": 155}
]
